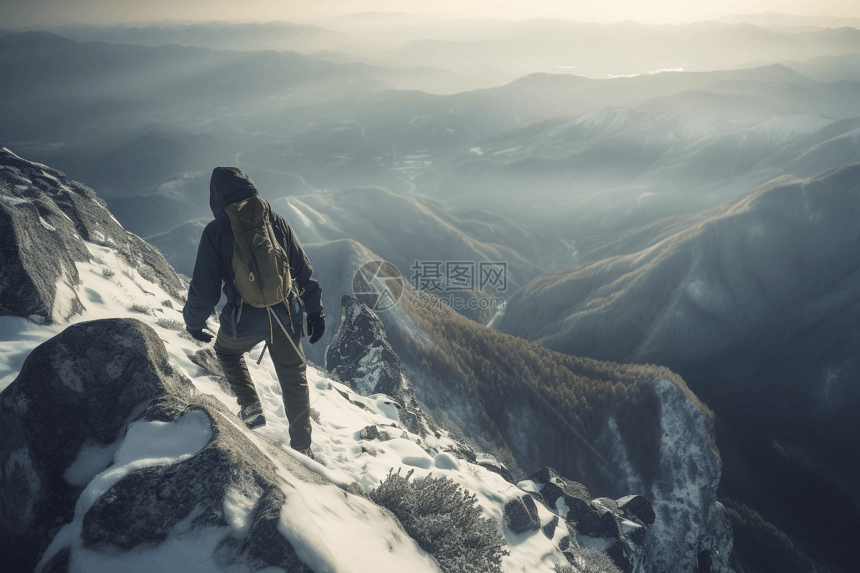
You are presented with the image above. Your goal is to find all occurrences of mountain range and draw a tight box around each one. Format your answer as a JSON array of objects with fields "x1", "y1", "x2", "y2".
[{"x1": 2, "y1": 15, "x2": 860, "y2": 571}]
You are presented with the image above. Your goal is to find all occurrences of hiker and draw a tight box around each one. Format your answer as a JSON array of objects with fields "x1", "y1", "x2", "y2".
[{"x1": 183, "y1": 167, "x2": 324, "y2": 459}]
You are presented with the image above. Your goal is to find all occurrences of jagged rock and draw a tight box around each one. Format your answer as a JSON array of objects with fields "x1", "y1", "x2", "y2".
[
  {"x1": 0, "y1": 148, "x2": 186, "y2": 324},
  {"x1": 542, "y1": 515, "x2": 559, "y2": 539},
  {"x1": 360, "y1": 425, "x2": 379, "y2": 440},
  {"x1": 616, "y1": 494, "x2": 656, "y2": 526},
  {"x1": 558, "y1": 535, "x2": 580, "y2": 563},
  {"x1": 0, "y1": 318, "x2": 342, "y2": 573},
  {"x1": 325, "y1": 295, "x2": 404, "y2": 398},
  {"x1": 325, "y1": 295, "x2": 434, "y2": 437},
  {"x1": 523, "y1": 467, "x2": 622, "y2": 538},
  {"x1": 522, "y1": 466, "x2": 653, "y2": 572},
  {"x1": 504, "y1": 495, "x2": 540, "y2": 534}
]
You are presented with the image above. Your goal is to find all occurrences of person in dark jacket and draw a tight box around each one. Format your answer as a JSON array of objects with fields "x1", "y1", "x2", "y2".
[{"x1": 183, "y1": 167, "x2": 325, "y2": 459}]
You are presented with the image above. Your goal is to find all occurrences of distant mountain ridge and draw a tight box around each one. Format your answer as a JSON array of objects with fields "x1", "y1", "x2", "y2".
[{"x1": 498, "y1": 162, "x2": 860, "y2": 572}]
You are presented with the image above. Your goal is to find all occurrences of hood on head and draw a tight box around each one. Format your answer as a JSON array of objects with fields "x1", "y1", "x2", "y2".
[{"x1": 209, "y1": 167, "x2": 259, "y2": 218}]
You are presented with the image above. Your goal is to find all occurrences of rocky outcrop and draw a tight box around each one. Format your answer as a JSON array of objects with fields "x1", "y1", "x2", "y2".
[
  {"x1": 520, "y1": 467, "x2": 650, "y2": 573},
  {"x1": 0, "y1": 318, "x2": 353, "y2": 572},
  {"x1": 326, "y1": 294, "x2": 405, "y2": 398},
  {"x1": 640, "y1": 380, "x2": 732, "y2": 573},
  {"x1": 325, "y1": 294, "x2": 434, "y2": 437},
  {"x1": 0, "y1": 147, "x2": 186, "y2": 324}
]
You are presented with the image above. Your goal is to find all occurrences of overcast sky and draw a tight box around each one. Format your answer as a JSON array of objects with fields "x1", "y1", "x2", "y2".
[{"x1": 2, "y1": 0, "x2": 859, "y2": 29}]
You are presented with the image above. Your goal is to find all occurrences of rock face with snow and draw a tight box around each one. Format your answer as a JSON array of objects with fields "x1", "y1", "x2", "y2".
[
  {"x1": 0, "y1": 318, "x2": 194, "y2": 570},
  {"x1": 0, "y1": 147, "x2": 186, "y2": 324},
  {"x1": 641, "y1": 380, "x2": 732, "y2": 573},
  {"x1": 326, "y1": 294, "x2": 405, "y2": 398},
  {"x1": 325, "y1": 294, "x2": 434, "y2": 437}
]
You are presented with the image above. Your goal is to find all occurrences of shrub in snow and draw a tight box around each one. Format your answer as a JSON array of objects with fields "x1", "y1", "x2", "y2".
[
  {"x1": 310, "y1": 407, "x2": 321, "y2": 424},
  {"x1": 100, "y1": 267, "x2": 115, "y2": 279},
  {"x1": 554, "y1": 546, "x2": 622, "y2": 573},
  {"x1": 128, "y1": 302, "x2": 152, "y2": 315},
  {"x1": 156, "y1": 318, "x2": 184, "y2": 331},
  {"x1": 370, "y1": 468, "x2": 509, "y2": 573},
  {"x1": 138, "y1": 265, "x2": 157, "y2": 283}
]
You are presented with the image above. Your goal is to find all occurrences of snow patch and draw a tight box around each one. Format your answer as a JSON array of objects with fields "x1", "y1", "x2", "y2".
[
  {"x1": 52, "y1": 269, "x2": 80, "y2": 324},
  {"x1": 36, "y1": 411, "x2": 213, "y2": 572},
  {"x1": 277, "y1": 491, "x2": 340, "y2": 573},
  {"x1": 223, "y1": 483, "x2": 262, "y2": 538},
  {"x1": 63, "y1": 439, "x2": 123, "y2": 488}
]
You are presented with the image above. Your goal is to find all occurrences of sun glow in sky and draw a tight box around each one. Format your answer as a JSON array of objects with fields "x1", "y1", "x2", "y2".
[{"x1": 2, "y1": 0, "x2": 859, "y2": 28}]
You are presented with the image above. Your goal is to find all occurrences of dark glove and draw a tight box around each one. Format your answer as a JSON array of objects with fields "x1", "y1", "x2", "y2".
[
  {"x1": 186, "y1": 326, "x2": 213, "y2": 343},
  {"x1": 306, "y1": 312, "x2": 325, "y2": 344}
]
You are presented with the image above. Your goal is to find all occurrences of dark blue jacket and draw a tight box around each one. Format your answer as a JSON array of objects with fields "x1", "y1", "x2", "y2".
[{"x1": 183, "y1": 167, "x2": 323, "y2": 339}]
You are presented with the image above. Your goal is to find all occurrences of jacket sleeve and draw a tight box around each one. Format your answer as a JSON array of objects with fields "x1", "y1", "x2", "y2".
[
  {"x1": 183, "y1": 222, "x2": 224, "y2": 330},
  {"x1": 275, "y1": 215, "x2": 323, "y2": 316}
]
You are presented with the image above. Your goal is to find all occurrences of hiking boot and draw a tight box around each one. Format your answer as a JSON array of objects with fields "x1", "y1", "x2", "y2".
[
  {"x1": 240, "y1": 402, "x2": 266, "y2": 429},
  {"x1": 295, "y1": 445, "x2": 315, "y2": 461}
]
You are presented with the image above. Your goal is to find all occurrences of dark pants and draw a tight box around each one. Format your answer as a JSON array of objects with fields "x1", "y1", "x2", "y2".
[{"x1": 213, "y1": 324, "x2": 311, "y2": 450}]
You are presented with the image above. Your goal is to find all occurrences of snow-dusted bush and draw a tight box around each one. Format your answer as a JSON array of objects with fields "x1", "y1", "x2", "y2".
[
  {"x1": 156, "y1": 318, "x2": 184, "y2": 331},
  {"x1": 554, "y1": 546, "x2": 622, "y2": 573},
  {"x1": 138, "y1": 265, "x2": 157, "y2": 283},
  {"x1": 128, "y1": 302, "x2": 152, "y2": 315},
  {"x1": 370, "y1": 468, "x2": 509, "y2": 573}
]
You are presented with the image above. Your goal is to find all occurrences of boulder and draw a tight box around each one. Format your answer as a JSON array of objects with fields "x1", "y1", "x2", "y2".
[
  {"x1": 542, "y1": 515, "x2": 559, "y2": 539},
  {"x1": 616, "y1": 494, "x2": 656, "y2": 526},
  {"x1": 0, "y1": 318, "x2": 194, "y2": 570},
  {"x1": 360, "y1": 425, "x2": 380, "y2": 440},
  {"x1": 504, "y1": 495, "x2": 540, "y2": 534}
]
